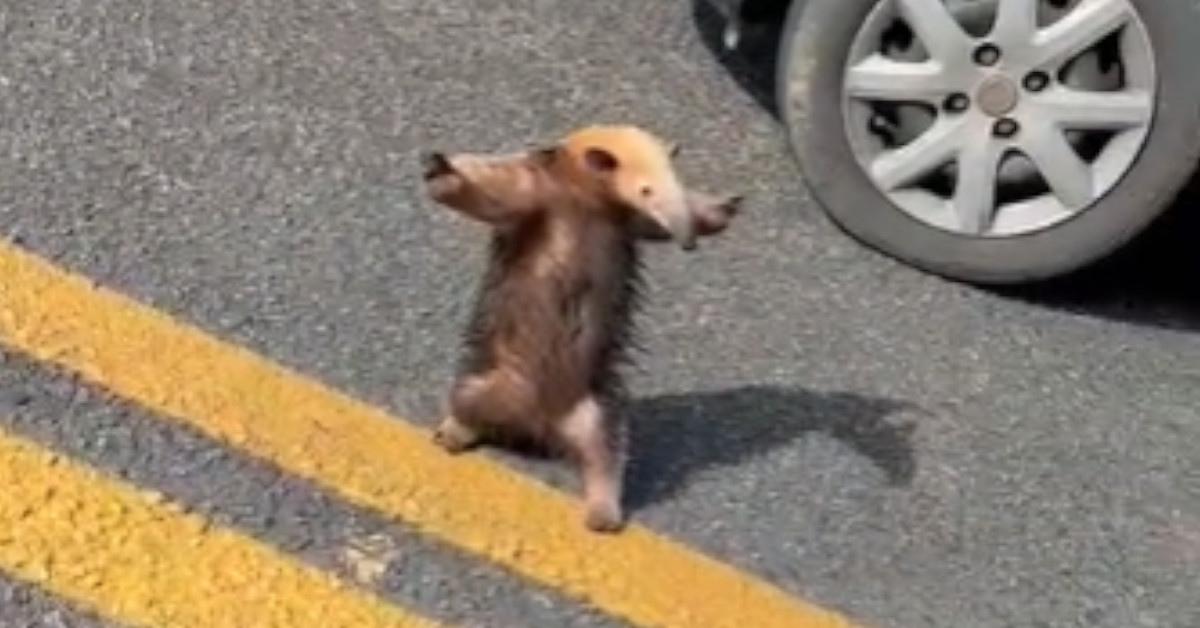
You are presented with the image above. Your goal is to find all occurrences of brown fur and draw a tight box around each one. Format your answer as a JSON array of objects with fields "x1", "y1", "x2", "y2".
[{"x1": 420, "y1": 124, "x2": 741, "y2": 533}]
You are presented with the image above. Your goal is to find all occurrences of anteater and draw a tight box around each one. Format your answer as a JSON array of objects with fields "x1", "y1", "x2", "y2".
[{"x1": 420, "y1": 124, "x2": 742, "y2": 533}]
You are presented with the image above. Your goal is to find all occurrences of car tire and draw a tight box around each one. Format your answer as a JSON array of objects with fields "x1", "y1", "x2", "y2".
[{"x1": 776, "y1": 0, "x2": 1200, "y2": 285}]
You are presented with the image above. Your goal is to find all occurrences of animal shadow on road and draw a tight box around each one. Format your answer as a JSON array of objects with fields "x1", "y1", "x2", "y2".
[
  {"x1": 689, "y1": 0, "x2": 1200, "y2": 333},
  {"x1": 622, "y1": 385, "x2": 919, "y2": 511}
]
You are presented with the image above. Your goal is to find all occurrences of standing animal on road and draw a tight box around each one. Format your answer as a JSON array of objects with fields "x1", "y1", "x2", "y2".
[{"x1": 420, "y1": 124, "x2": 742, "y2": 533}]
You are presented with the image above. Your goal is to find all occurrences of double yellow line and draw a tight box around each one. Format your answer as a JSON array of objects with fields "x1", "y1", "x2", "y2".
[
  {"x1": 0, "y1": 240, "x2": 861, "y2": 628},
  {"x1": 0, "y1": 432, "x2": 444, "y2": 628}
]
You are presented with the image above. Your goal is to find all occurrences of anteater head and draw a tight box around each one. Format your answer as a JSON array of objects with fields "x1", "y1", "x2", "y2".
[{"x1": 421, "y1": 124, "x2": 741, "y2": 250}]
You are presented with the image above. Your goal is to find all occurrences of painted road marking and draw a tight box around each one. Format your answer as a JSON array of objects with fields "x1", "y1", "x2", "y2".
[
  {"x1": 0, "y1": 427, "x2": 447, "y2": 628},
  {"x1": 0, "y1": 241, "x2": 863, "y2": 628}
]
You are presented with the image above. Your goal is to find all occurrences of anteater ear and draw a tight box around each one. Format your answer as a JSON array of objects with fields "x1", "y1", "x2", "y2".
[
  {"x1": 668, "y1": 143, "x2": 681, "y2": 159},
  {"x1": 582, "y1": 146, "x2": 620, "y2": 174}
]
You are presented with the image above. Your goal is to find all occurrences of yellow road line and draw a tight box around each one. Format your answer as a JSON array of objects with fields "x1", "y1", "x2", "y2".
[
  {"x1": 0, "y1": 427, "x2": 446, "y2": 628},
  {"x1": 0, "y1": 241, "x2": 862, "y2": 628}
]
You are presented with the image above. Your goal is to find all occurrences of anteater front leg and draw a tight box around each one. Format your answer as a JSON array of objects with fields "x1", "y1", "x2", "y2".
[{"x1": 558, "y1": 395, "x2": 627, "y2": 533}]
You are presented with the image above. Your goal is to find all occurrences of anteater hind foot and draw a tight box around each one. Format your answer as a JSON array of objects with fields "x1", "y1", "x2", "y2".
[
  {"x1": 432, "y1": 373, "x2": 500, "y2": 454},
  {"x1": 432, "y1": 414, "x2": 481, "y2": 454}
]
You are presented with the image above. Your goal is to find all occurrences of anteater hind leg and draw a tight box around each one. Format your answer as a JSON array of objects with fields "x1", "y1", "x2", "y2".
[{"x1": 558, "y1": 395, "x2": 627, "y2": 533}]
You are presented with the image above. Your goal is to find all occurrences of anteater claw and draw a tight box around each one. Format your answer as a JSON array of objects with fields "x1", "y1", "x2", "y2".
[
  {"x1": 432, "y1": 416, "x2": 479, "y2": 454},
  {"x1": 584, "y1": 503, "x2": 626, "y2": 534}
]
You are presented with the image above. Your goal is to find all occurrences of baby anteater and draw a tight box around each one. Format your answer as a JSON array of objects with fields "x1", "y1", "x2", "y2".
[{"x1": 420, "y1": 124, "x2": 742, "y2": 533}]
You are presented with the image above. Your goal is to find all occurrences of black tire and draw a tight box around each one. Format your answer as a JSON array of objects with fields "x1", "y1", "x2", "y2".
[{"x1": 775, "y1": 0, "x2": 1200, "y2": 285}]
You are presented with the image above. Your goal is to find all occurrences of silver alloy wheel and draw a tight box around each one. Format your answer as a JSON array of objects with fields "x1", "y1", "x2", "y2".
[{"x1": 841, "y1": 0, "x2": 1157, "y2": 237}]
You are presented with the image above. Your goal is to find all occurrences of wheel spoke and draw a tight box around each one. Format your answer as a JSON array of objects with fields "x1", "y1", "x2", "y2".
[
  {"x1": 845, "y1": 55, "x2": 956, "y2": 103},
  {"x1": 1032, "y1": 87, "x2": 1153, "y2": 130},
  {"x1": 1033, "y1": 0, "x2": 1133, "y2": 68},
  {"x1": 1018, "y1": 123, "x2": 1095, "y2": 209},
  {"x1": 896, "y1": 0, "x2": 973, "y2": 63},
  {"x1": 952, "y1": 130, "x2": 1004, "y2": 235},
  {"x1": 990, "y1": 0, "x2": 1040, "y2": 48},
  {"x1": 870, "y1": 118, "x2": 968, "y2": 191}
]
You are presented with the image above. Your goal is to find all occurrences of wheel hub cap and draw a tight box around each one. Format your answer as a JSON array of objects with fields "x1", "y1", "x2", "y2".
[{"x1": 975, "y1": 75, "x2": 1019, "y2": 117}]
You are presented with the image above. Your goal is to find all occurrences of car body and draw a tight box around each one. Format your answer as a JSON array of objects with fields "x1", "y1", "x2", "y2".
[{"x1": 700, "y1": 0, "x2": 1200, "y2": 285}]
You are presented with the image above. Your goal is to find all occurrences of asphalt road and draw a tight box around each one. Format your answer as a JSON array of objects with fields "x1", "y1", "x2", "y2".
[{"x1": 1, "y1": 0, "x2": 1199, "y2": 627}]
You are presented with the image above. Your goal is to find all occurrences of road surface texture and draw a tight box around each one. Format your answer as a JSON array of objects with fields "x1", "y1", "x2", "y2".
[{"x1": 1, "y1": 0, "x2": 1198, "y2": 627}]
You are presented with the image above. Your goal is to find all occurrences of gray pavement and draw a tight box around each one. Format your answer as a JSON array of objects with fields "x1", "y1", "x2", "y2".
[
  {"x1": 0, "y1": 574, "x2": 121, "y2": 628},
  {"x1": 1, "y1": 0, "x2": 1199, "y2": 627}
]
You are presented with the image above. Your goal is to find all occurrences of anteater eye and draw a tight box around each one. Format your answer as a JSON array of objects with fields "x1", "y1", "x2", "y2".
[{"x1": 639, "y1": 185, "x2": 652, "y2": 197}]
